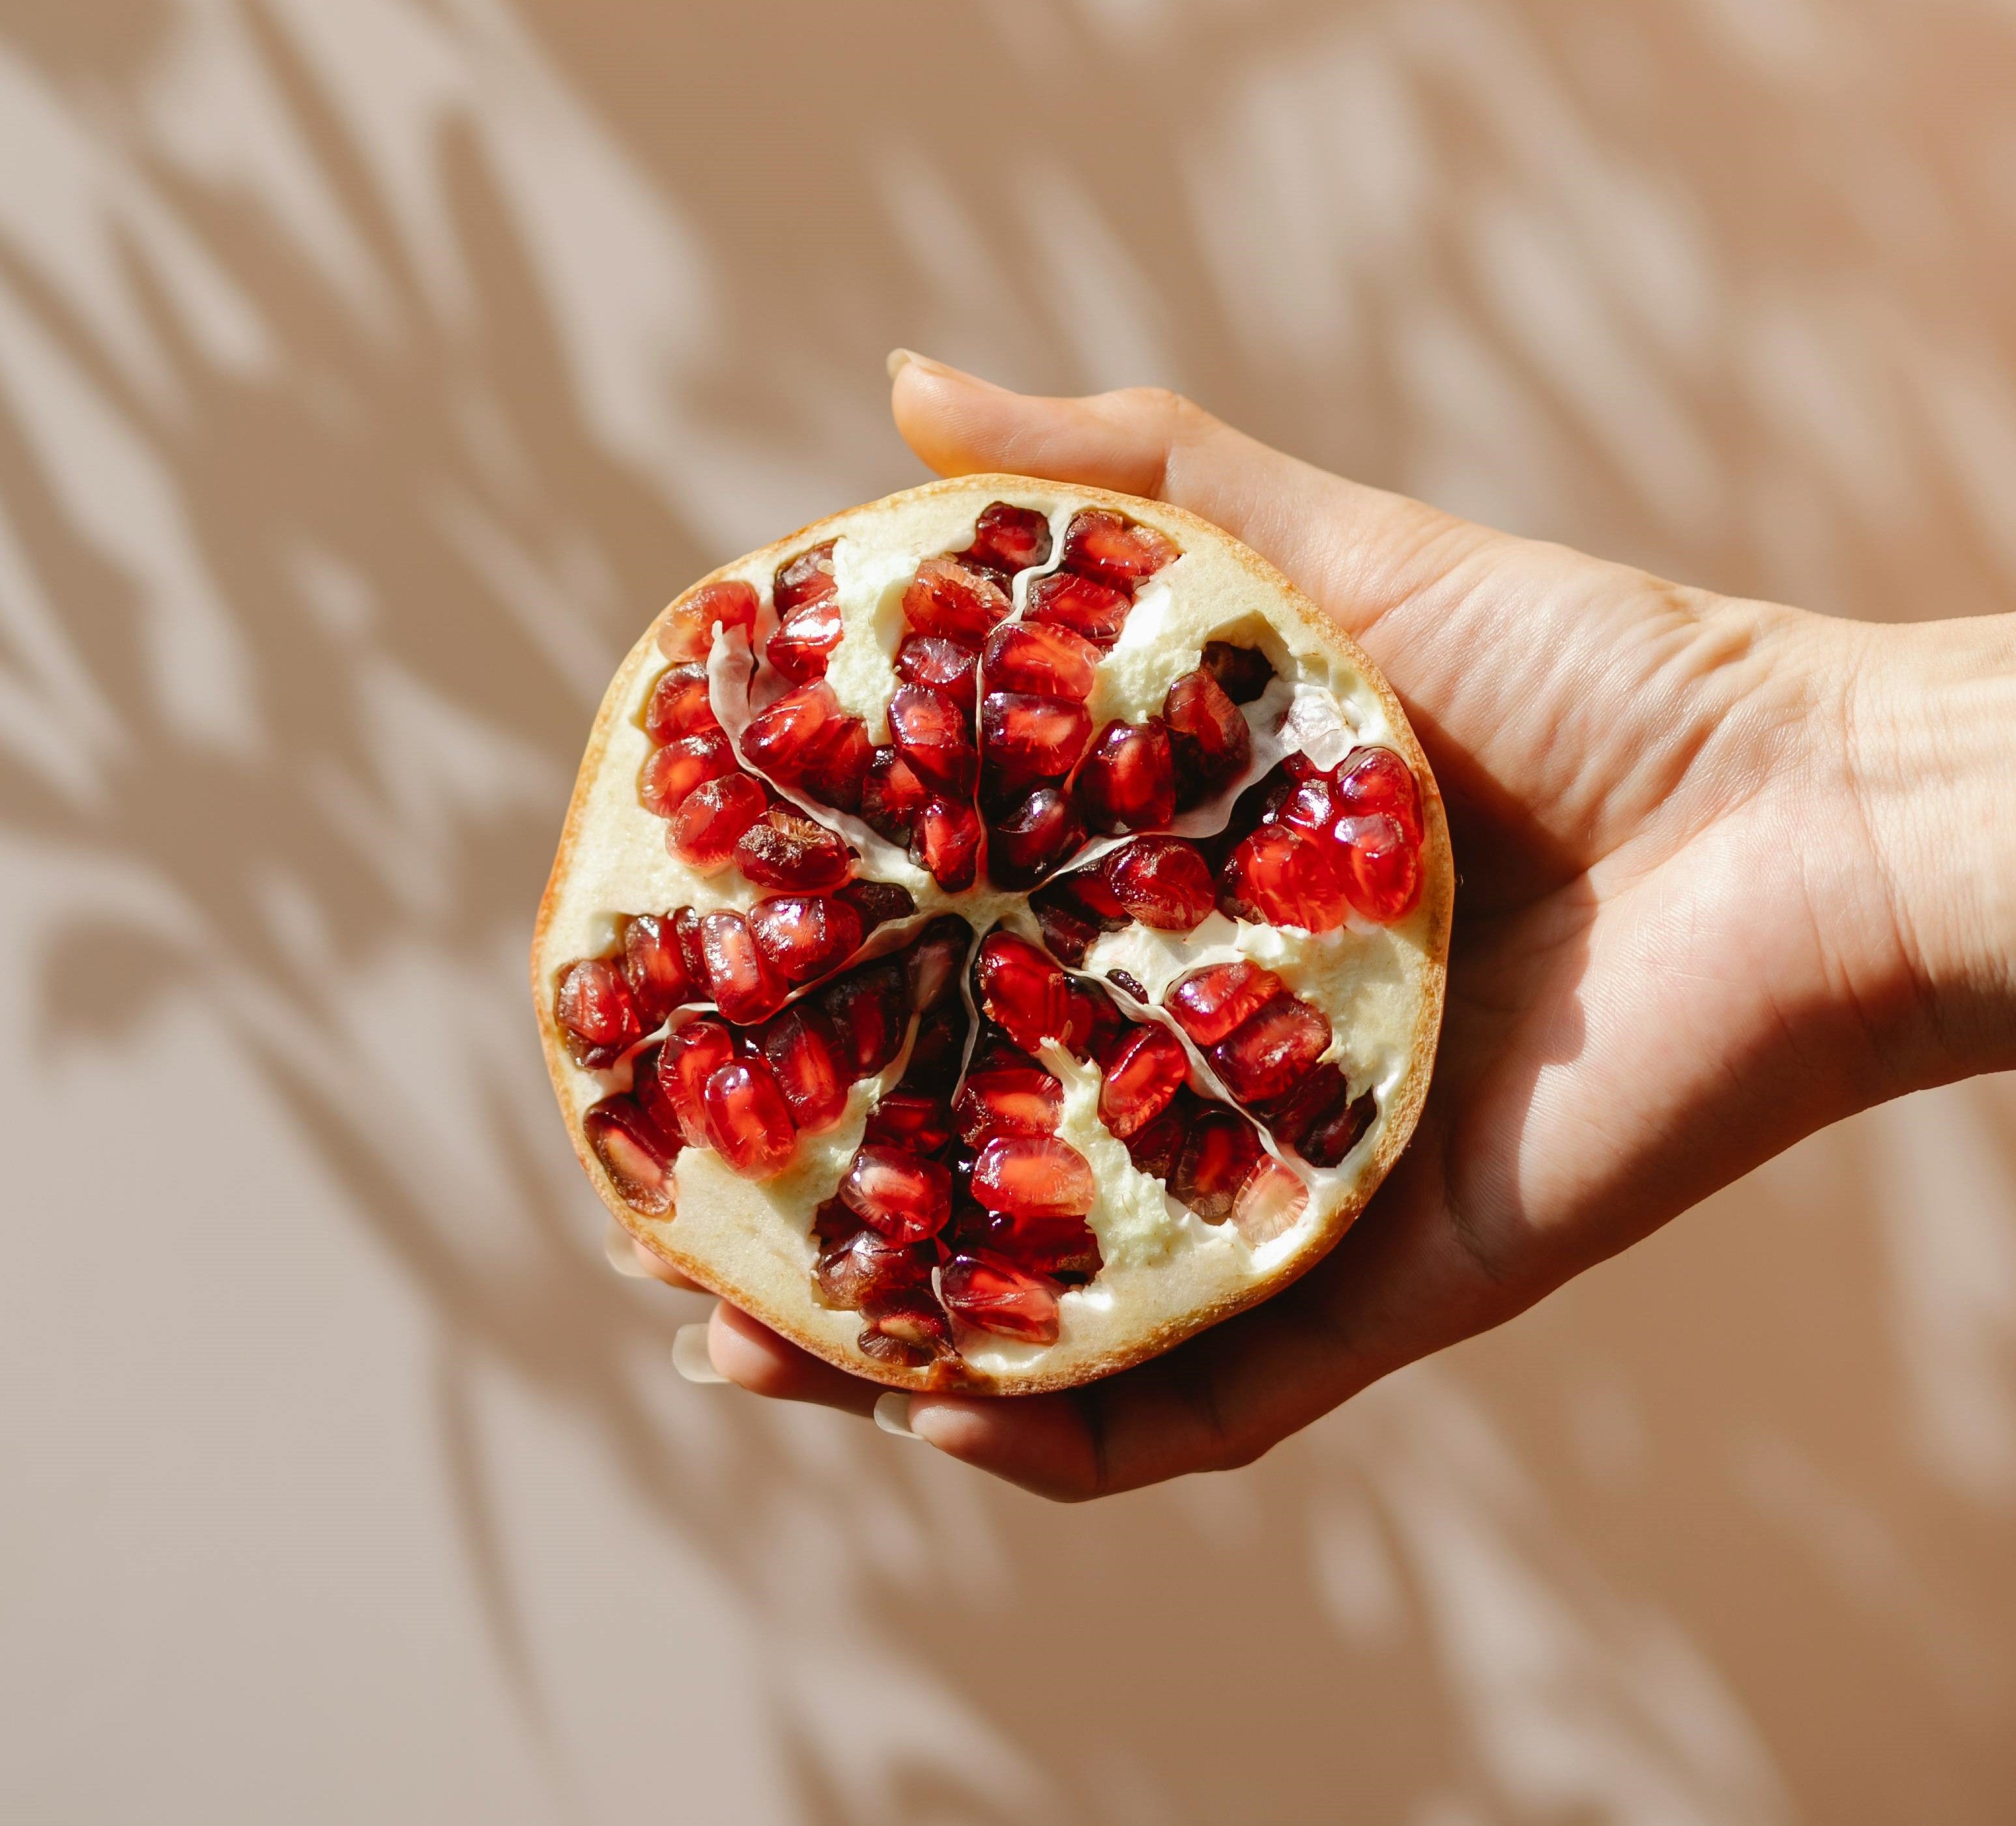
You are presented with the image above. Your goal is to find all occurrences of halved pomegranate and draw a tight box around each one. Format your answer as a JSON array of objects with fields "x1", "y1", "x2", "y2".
[{"x1": 537, "y1": 477, "x2": 1450, "y2": 1393}]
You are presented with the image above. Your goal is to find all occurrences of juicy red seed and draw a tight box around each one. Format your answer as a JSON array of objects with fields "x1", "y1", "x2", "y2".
[
  {"x1": 631, "y1": 1041, "x2": 681, "y2": 1143},
  {"x1": 895, "y1": 635, "x2": 979, "y2": 715},
  {"x1": 659, "y1": 579, "x2": 758, "y2": 662},
  {"x1": 773, "y1": 541, "x2": 837, "y2": 616},
  {"x1": 964, "y1": 501, "x2": 1052, "y2": 575},
  {"x1": 667, "y1": 771, "x2": 767, "y2": 872},
  {"x1": 639, "y1": 728, "x2": 735, "y2": 818},
  {"x1": 940, "y1": 1251, "x2": 1063, "y2": 1344},
  {"x1": 659, "y1": 1018, "x2": 734, "y2": 1147},
  {"x1": 1124, "y1": 1100, "x2": 1187, "y2": 1181},
  {"x1": 1075, "y1": 720, "x2": 1177, "y2": 832},
  {"x1": 556, "y1": 958, "x2": 644, "y2": 1068},
  {"x1": 903, "y1": 999, "x2": 969, "y2": 1089},
  {"x1": 1273, "y1": 777, "x2": 1338, "y2": 840},
  {"x1": 1164, "y1": 668, "x2": 1251, "y2": 805},
  {"x1": 889, "y1": 685, "x2": 979, "y2": 796},
  {"x1": 1061, "y1": 508, "x2": 1179, "y2": 590},
  {"x1": 644, "y1": 664, "x2": 718, "y2": 742},
  {"x1": 841, "y1": 1143, "x2": 953, "y2": 1242},
  {"x1": 858, "y1": 1287, "x2": 953, "y2": 1364},
  {"x1": 747, "y1": 893, "x2": 864, "y2": 984},
  {"x1": 1199, "y1": 641, "x2": 1274, "y2": 704},
  {"x1": 914, "y1": 796, "x2": 983, "y2": 891},
  {"x1": 949, "y1": 1208, "x2": 1103, "y2": 1282},
  {"x1": 839, "y1": 877, "x2": 916, "y2": 931},
  {"x1": 975, "y1": 932, "x2": 1074, "y2": 1054},
  {"x1": 813, "y1": 1227, "x2": 933, "y2": 1311},
  {"x1": 1306, "y1": 1087, "x2": 1376, "y2": 1166},
  {"x1": 1233, "y1": 1158, "x2": 1308, "y2": 1244},
  {"x1": 1254, "y1": 1063, "x2": 1353, "y2": 1162},
  {"x1": 698, "y1": 910, "x2": 788, "y2": 1025},
  {"x1": 1334, "y1": 813, "x2": 1423, "y2": 922},
  {"x1": 987, "y1": 788, "x2": 1086, "y2": 889},
  {"x1": 584, "y1": 1094, "x2": 679, "y2": 1214},
  {"x1": 700, "y1": 1058, "x2": 797, "y2": 1177},
  {"x1": 1097, "y1": 1024, "x2": 1190, "y2": 1139},
  {"x1": 955, "y1": 1066, "x2": 1064, "y2": 1144},
  {"x1": 1219, "y1": 822, "x2": 1349, "y2": 932},
  {"x1": 1028, "y1": 877, "x2": 1112, "y2": 967},
  {"x1": 758, "y1": 1004, "x2": 849, "y2": 1133},
  {"x1": 1333, "y1": 747, "x2": 1424, "y2": 842},
  {"x1": 980, "y1": 691, "x2": 1092, "y2": 782},
  {"x1": 1164, "y1": 959, "x2": 1286, "y2": 1046},
  {"x1": 621, "y1": 915, "x2": 697, "y2": 1025},
  {"x1": 1102, "y1": 836, "x2": 1216, "y2": 930},
  {"x1": 907, "y1": 915, "x2": 973, "y2": 1011},
  {"x1": 803, "y1": 717, "x2": 873, "y2": 814},
  {"x1": 1107, "y1": 969, "x2": 1148, "y2": 1003},
  {"x1": 766, "y1": 602, "x2": 844, "y2": 683},
  {"x1": 1075, "y1": 979, "x2": 1127, "y2": 1067},
  {"x1": 972, "y1": 1135, "x2": 1095, "y2": 1220},
  {"x1": 863, "y1": 1088, "x2": 956, "y2": 1157},
  {"x1": 1212, "y1": 993, "x2": 1332, "y2": 1105},
  {"x1": 1024, "y1": 571, "x2": 1132, "y2": 651},
  {"x1": 735, "y1": 807, "x2": 855, "y2": 892},
  {"x1": 818, "y1": 960, "x2": 907, "y2": 1079},
  {"x1": 1170, "y1": 1106, "x2": 1264, "y2": 1223},
  {"x1": 740, "y1": 681, "x2": 844, "y2": 780},
  {"x1": 861, "y1": 745, "x2": 929, "y2": 841},
  {"x1": 902, "y1": 555, "x2": 1012, "y2": 645},
  {"x1": 982, "y1": 621, "x2": 1101, "y2": 701}
]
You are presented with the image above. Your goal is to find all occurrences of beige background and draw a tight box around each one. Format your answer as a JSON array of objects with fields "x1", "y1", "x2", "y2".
[{"x1": 3, "y1": 2, "x2": 2013, "y2": 1821}]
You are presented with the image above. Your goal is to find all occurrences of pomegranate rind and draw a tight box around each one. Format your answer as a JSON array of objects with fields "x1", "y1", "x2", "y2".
[{"x1": 534, "y1": 475, "x2": 1452, "y2": 1395}]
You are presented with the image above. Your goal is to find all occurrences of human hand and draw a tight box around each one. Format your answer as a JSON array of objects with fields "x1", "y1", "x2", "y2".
[{"x1": 659, "y1": 357, "x2": 2016, "y2": 1498}]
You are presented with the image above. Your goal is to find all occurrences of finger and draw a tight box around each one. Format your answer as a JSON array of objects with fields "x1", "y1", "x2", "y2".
[
  {"x1": 704, "y1": 1302, "x2": 882, "y2": 1418},
  {"x1": 605, "y1": 1219, "x2": 707, "y2": 1290}
]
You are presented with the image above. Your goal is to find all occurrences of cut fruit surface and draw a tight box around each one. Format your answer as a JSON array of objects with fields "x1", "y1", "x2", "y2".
[{"x1": 536, "y1": 475, "x2": 1450, "y2": 1395}]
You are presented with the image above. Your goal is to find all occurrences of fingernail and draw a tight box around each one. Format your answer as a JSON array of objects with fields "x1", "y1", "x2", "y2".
[
  {"x1": 886, "y1": 347, "x2": 918, "y2": 380},
  {"x1": 603, "y1": 1219, "x2": 655, "y2": 1279},
  {"x1": 672, "y1": 1321, "x2": 728, "y2": 1384},
  {"x1": 873, "y1": 1391, "x2": 917, "y2": 1438}
]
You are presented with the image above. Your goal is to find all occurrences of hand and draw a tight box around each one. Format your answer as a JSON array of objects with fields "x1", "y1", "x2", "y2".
[{"x1": 665, "y1": 357, "x2": 2016, "y2": 1498}]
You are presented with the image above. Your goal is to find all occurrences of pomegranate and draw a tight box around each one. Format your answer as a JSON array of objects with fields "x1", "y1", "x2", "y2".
[{"x1": 537, "y1": 477, "x2": 1450, "y2": 1393}]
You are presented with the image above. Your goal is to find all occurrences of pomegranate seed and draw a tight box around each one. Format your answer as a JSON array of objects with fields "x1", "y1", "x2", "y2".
[
  {"x1": 955, "y1": 1064, "x2": 1064, "y2": 1143},
  {"x1": 1074, "y1": 720, "x2": 1177, "y2": 832},
  {"x1": 1334, "y1": 813, "x2": 1422, "y2": 922},
  {"x1": 1212, "y1": 993, "x2": 1332, "y2": 1104},
  {"x1": 975, "y1": 932, "x2": 1074, "y2": 1053},
  {"x1": 964, "y1": 501, "x2": 1052, "y2": 575},
  {"x1": 740, "y1": 680, "x2": 844, "y2": 780},
  {"x1": 747, "y1": 893, "x2": 863, "y2": 984},
  {"x1": 584, "y1": 1094, "x2": 679, "y2": 1213},
  {"x1": 913, "y1": 795, "x2": 983, "y2": 891},
  {"x1": 980, "y1": 691, "x2": 1091, "y2": 784},
  {"x1": 1273, "y1": 776, "x2": 1339, "y2": 841},
  {"x1": 773, "y1": 541, "x2": 837, "y2": 616},
  {"x1": 1061, "y1": 508, "x2": 1179, "y2": 590},
  {"x1": 1233, "y1": 1158, "x2": 1308, "y2": 1244},
  {"x1": 856, "y1": 747, "x2": 925, "y2": 844},
  {"x1": 988, "y1": 788, "x2": 1087, "y2": 889},
  {"x1": 758, "y1": 1004, "x2": 849, "y2": 1133},
  {"x1": 813, "y1": 1227, "x2": 933, "y2": 1311},
  {"x1": 1097, "y1": 1023, "x2": 1190, "y2": 1138},
  {"x1": 1333, "y1": 747, "x2": 1424, "y2": 842},
  {"x1": 972, "y1": 1135, "x2": 1095, "y2": 1220},
  {"x1": 1170, "y1": 1106, "x2": 1264, "y2": 1223},
  {"x1": 672, "y1": 907, "x2": 706, "y2": 985},
  {"x1": 1199, "y1": 640, "x2": 1274, "y2": 704},
  {"x1": 1307, "y1": 1087, "x2": 1376, "y2": 1165},
  {"x1": 644, "y1": 664, "x2": 718, "y2": 742},
  {"x1": 1024, "y1": 569, "x2": 1132, "y2": 648},
  {"x1": 618, "y1": 917, "x2": 697, "y2": 1027},
  {"x1": 639, "y1": 728, "x2": 735, "y2": 818},
  {"x1": 817, "y1": 959, "x2": 907, "y2": 1079},
  {"x1": 941, "y1": 1251, "x2": 1063, "y2": 1343},
  {"x1": 863, "y1": 1088, "x2": 956, "y2": 1156},
  {"x1": 896, "y1": 635, "x2": 979, "y2": 715},
  {"x1": 1074, "y1": 979, "x2": 1128, "y2": 1067},
  {"x1": 906, "y1": 915, "x2": 973, "y2": 1011},
  {"x1": 735, "y1": 806, "x2": 854, "y2": 892},
  {"x1": 1164, "y1": 960, "x2": 1286, "y2": 1046},
  {"x1": 667, "y1": 771, "x2": 766, "y2": 872},
  {"x1": 1219, "y1": 823, "x2": 1349, "y2": 931},
  {"x1": 949, "y1": 1208, "x2": 1103, "y2": 1283},
  {"x1": 1102, "y1": 836, "x2": 1215, "y2": 930},
  {"x1": 841, "y1": 1143, "x2": 953, "y2": 1242},
  {"x1": 1164, "y1": 668, "x2": 1250, "y2": 806},
  {"x1": 1123, "y1": 1098, "x2": 1187, "y2": 1181},
  {"x1": 659, "y1": 579, "x2": 758, "y2": 662},
  {"x1": 1028, "y1": 876, "x2": 1115, "y2": 967},
  {"x1": 902, "y1": 555, "x2": 1012, "y2": 645},
  {"x1": 698, "y1": 910, "x2": 788, "y2": 1025},
  {"x1": 813, "y1": 1194, "x2": 865, "y2": 1247},
  {"x1": 809, "y1": 715, "x2": 874, "y2": 814},
  {"x1": 904, "y1": 999, "x2": 969, "y2": 1088},
  {"x1": 838, "y1": 877, "x2": 915, "y2": 931},
  {"x1": 556, "y1": 958, "x2": 644, "y2": 1068},
  {"x1": 889, "y1": 685, "x2": 979, "y2": 797},
  {"x1": 631, "y1": 1040, "x2": 684, "y2": 1144},
  {"x1": 1253, "y1": 1064, "x2": 1356, "y2": 1165},
  {"x1": 766, "y1": 601, "x2": 844, "y2": 683},
  {"x1": 858, "y1": 1286, "x2": 953, "y2": 1365},
  {"x1": 659, "y1": 1018, "x2": 734, "y2": 1146},
  {"x1": 700, "y1": 1058, "x2": 797, "y2": 1177},
  {"x1": 982, "y1": 621, "x2": 1100, "y2": 701}
]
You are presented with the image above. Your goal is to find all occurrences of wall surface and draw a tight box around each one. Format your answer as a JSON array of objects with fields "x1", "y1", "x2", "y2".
[{"x1": 3, "y1": 3, "x2": 2013, "y2": 1822}]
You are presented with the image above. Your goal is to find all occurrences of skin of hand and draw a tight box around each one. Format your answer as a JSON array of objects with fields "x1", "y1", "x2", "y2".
[{"x1": 648, "y1": 355, "x2": 2016, "y2": 1500}]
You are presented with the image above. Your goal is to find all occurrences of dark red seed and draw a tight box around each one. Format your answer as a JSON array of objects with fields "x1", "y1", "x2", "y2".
[
  {"x1": 659, "y1": 1018, "x2": 734, "y2": 1147},
  {"x1": 906, "y1": 915, "x2": 973, "y2": 1011},
  {"x1": 1106, "y1": 968, "x2": 1148, "y2": 1003},
  {"x1": 556, "y1": 958, "x2": 644, "y2": 1068},
  {"x1": 896, "y1": 635, "x2": 979, "y2": 715},
  {"x1": 987, "y1": 788, "x2": 1086, "y2": 889},
  {"x1": 1333, "y1": 813, "x2": 1423, "y2": 922},
  {"x1": 1305, "y1": 1088, "x2": 1376, "y2": 1167},
  {"x1": 980, "y1": 691, "x2": 1091, "y2": 783},
  {"x1": 667, "y1": 771, "x2": 767, "y2": 872},
  {"x1": 1124, "y1": 1098, "x2": 1187, "y2": 1181},
  {"x1": 1164, "y1": 668, "x2": 1251, "y2": 806},
  {"x1": 838, "y1": 877, "x2": 916, "y2": 932},
  {"x1": 1198, "y1": 641, "x2": 1274, "y2": 704},
  {"x1": 964, "y1": 501, "x2": 1052, "y2": 575},
  {"x1": 758, "y1": 1003, "x2": 850, "y2": 1133},
  {"x1": 659, "y1": 579, "x2": 758, "y2": 662},
  {"x1": 1073, "y1": 978, "x2": 1128, "y2": 1068},
  {"x1": 941, "y1": 1251, "x2": 1063, "y2": 1343},
  {"x1": 773, "y1": 541, "x2": 837, "y2": 617},
  {"x1": 629, "y1": 1042, "x2": 683, "y2": 1151},
  {"x1": 639, "y1": 728, "x2": 736, "y2": 818},
  {"x1": 1254, "y1": 1063, "x2": 1352, "y2": 1162},
  {"x1": 700, "y1": 1058, "x2": 797, "y2": 1177},
  {"x1": 584, "y1": 1094, "x2": 680, "y2": 1214},
  {"x1": 1023, "y1": 569, "x2": 1133, "y2": 648},
  {"x1": 1212, "y1": 993, "x2": 1332, "y2": 1105},
  {"x1": 860, "y1": 745, "x2": 929, "y2": 842},
  {"x1": 644, "y1": 664, "x2": 718, "y2": 742},
  {"x1": 863, "y1": 1088, "x2": 956, "y2": 1157},
  {"x1": 747, "y1": 893, "x2": 864, "y2": 984},
  {"x1": 975, "y1": 932, "x2": 1074, "y2": 1054},
  {"x1": 889, "y1": 685, "x2": 979, "y2": 797},
  {"x1": 955, "y1": 1065, "x2": 1064, "y2": 1144},
  {"x1": 801, "y1": 716, "x2": 873, "y2": 814},
  {"x1": 901, "y1": 555, "x2": 1013, "y2": 645},
  {"x1": 1074, "y1": 720, "x2": 1177, "y2": 832},
  {"x1": 1061, "y1": 508, "x2": 1179, "y2": 591},
  {"x1": 621, "y1": 915, "x2": 698, "y2": 1026},
  {"x1": 1218, "y1": 822, "x2": 1349, "y2": 931},
  {"x1": 766, "y1": 601, "x2": 844, "y2": 683},
  {"x1": 1097, "y1": 1023, "x2": 1190, "y2": 1138},
  {"x1": 1164, "y1": 960, "x2": 1286, "y2": 1046},
  {"x1": 858, "y1": 1286, "x2": 953, "y2": 1364},
  {"x1": 841, "y1": 1143, "x2": 953, "y2": 1242},
  {"x1": 698, "y1": 910, "x2": 788, "y2": 1025},
  {"x1": 1332, "y1": 747, "x2": 1424, "y2": 843},
  {"x1": 949, "y1": 1208, "x2": 1103, "y2": 1283},
  {"x1": 903, "y1": 1000, "x2": 969, "y2": 1092},
  {"x1": 972, "y1": 1136, "x2": 1095, "y2": 1220},
  {"x1": 813, "y1": 1227, "x2": 933, "y2": 1311},
  {"x1": 735, "y1": 806, "x2": 855, "y2": 892},
  {"x1": 1169, "y1": 1106, "x2": 1264, "y2": 1223},
  {"x1": 740, "y1": 681, "x2": 846, "y2": 782},
  {"x1": 1102, "y1": 836, "x2": 1216, "y2": 930},
  {"x1": 1028, "y1": 880, "x2": 1108, "y2": 967},
  {"x1": 913, "y1": 795, "x2": 983, "y2": 891},
  {"x1": 982, "y1": 621, "x2": 1101, "y2": 701},
  {"x1": 818, "y1": 960, "x2": 908, "y2": 1079},
  {"x1": 672, "y1": 906, "x2": 706, "y2": 986}
]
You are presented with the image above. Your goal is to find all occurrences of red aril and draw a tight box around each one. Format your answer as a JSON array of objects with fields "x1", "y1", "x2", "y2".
[
  {"x1": 983, "y1": 621, "x2": 1100, "y2": 700},
  {"x1": 895, "y1": 635, "x2": 979, "y2": 714},
  {"x1": 644, "y1": 664, "x2": 718, "y2": 742},
  {"x1": 1097, "y1": 1024, "x2": 1190, "y2": 1138},
  {"x1": 556, "y1": 958, "x2": 644, "y2": 1068},
  {"x1": 980, "y1": 691, "x2": 1092, "y2": 786},
  {"x1": 860, "y1": 746, "x2": 929, "y2": 841},
  {"x1": 987, "y1": 788, "x2": 1087, "y2": 889},
  {"x1": 1198, "y1": 641, "x2": 1274, "y2": 704},
  {"x1": 1061, "y1": 508, "x2": 1179, "y2": 590},
  {"x1": 975, "y1": 932, "x2": 1074, "y2": 1053},
  {"x1": 949, "y1": 1207, "x2": 1104, "y2": 1283},
  {"x1": 740, "y1": 681, "x2": 847, "y2": 782},
  {"x1": 698, "y1": 911, "x2": 788, "y2": 1025},
  {"x1": 1169, "y1": 1106, "x2": 1265, "y2": 1223},
  {"x1": 1024, "y1": 569, "x2": 1132, "y2": 648},
  {"x1": 858, "y1": 1286, "x2": 953, "y2": 1365},
  {"x1": 659, "y1": 579, "x2": 758, "y2": 662},
  {"x1": 1028, "y1": 876, "x2": 1117, "y2": 967},
  {"x1": 700, "y1": 1058, "x2": 797, "y2": 1177},
  {"x1": 1164, "y1": 960, "x2": 1285, "y2": 1046},
  {"x1": 972, "y1": 1135, "x2": 1095, "y2": 1220},
  {"x1": 913, "y1": 795, "x2": 983, "y2": 892},
  {"x1": 640, "y1": 729, "x2": 735, "y2": 818},
  {"x1": 735, "y1": 806, "x2": 854, "y2": 892},
  {"x1": 1334, "y1": 813, "x2": 1422, "y2": 922},
  {"x1": 964, "y1": 501, "x2": 1052, "y2": 575},
  {"x1": 1332, "y1": 747, "x2": 1423, "y2": 840},
  {"x1": 955, "y1": 1064, "x2": 1064, "y2": 1143},
  {"x1": 1211, "y1": 993, "x2": 1332, "y2": 1105},
  {"x1": 902, "y1": 556, "x2": 1011, "y2": 645},
  {"x1": 1075, "y1": 720, "x2": 1176, "y2": 831},
  {"x1": 839, "y1": 877, "x2": 915, "y2": 932},
  {"x1": 1123, "y1": 1097, "x2": 1187, "y2": 1181},
  {"x1": 1102, "y1": 836, "x2": 1216, "y2": 930},
  {"x1": 841, "y1": 1143, "x2": 953, "y2": 1242},
  {"x1": 667, "y1": 771, "x2": 766, "y2": 872},
  {"x1": 672, "y1": 906, "x2": 707, "y2": 986},
  {"x1": 817, "y1": 959, "x2": 907, "y2": 1079},
  {"x1": 941, "y1": 1252, "x2": 1063, "y2": 1344},
  {"x1": 584, "y1": 1094, "x2": 680, "y2": 1214},
  {"x1": 773, "y1": 541, "x2": 837, "y2": 616},
  {"x1": 905, "y1": 915, "x2": 972, "y2": 1013},
  {"x1": 889, "y1": 685, "x2": 979, "y2": 796},
  {"x1": 747, "y1": 893, "x2": 864, "y2": 984},
  {"x1": 767, "y1": 603, "x2": 844, "y2": 683},
  {"x1": 1218, "y1": 822, "x2": 1349, "y2": 932},
  {"x1": 813, "y1": 1227, "x2": 933, "y2": 1311},
  {"x1": 621, "y1": 915, "x2": 697, "y2": 1026},
  {"x1": 659, "y1": 1017, "x2": 734, "y2": 1147},
  {"x1": 863, "y1": 1089, "x2": 957, "y2": 1157},
  {"x1": 1273, "y1": 776, "x2": 1339, "y2": 840},
  {"x1": 758, "y1": 1004, "x2": 850, "y2": 1132},
  {"x1": 1164, "y1": 668, "x2": 1251, "y2": 807}
]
